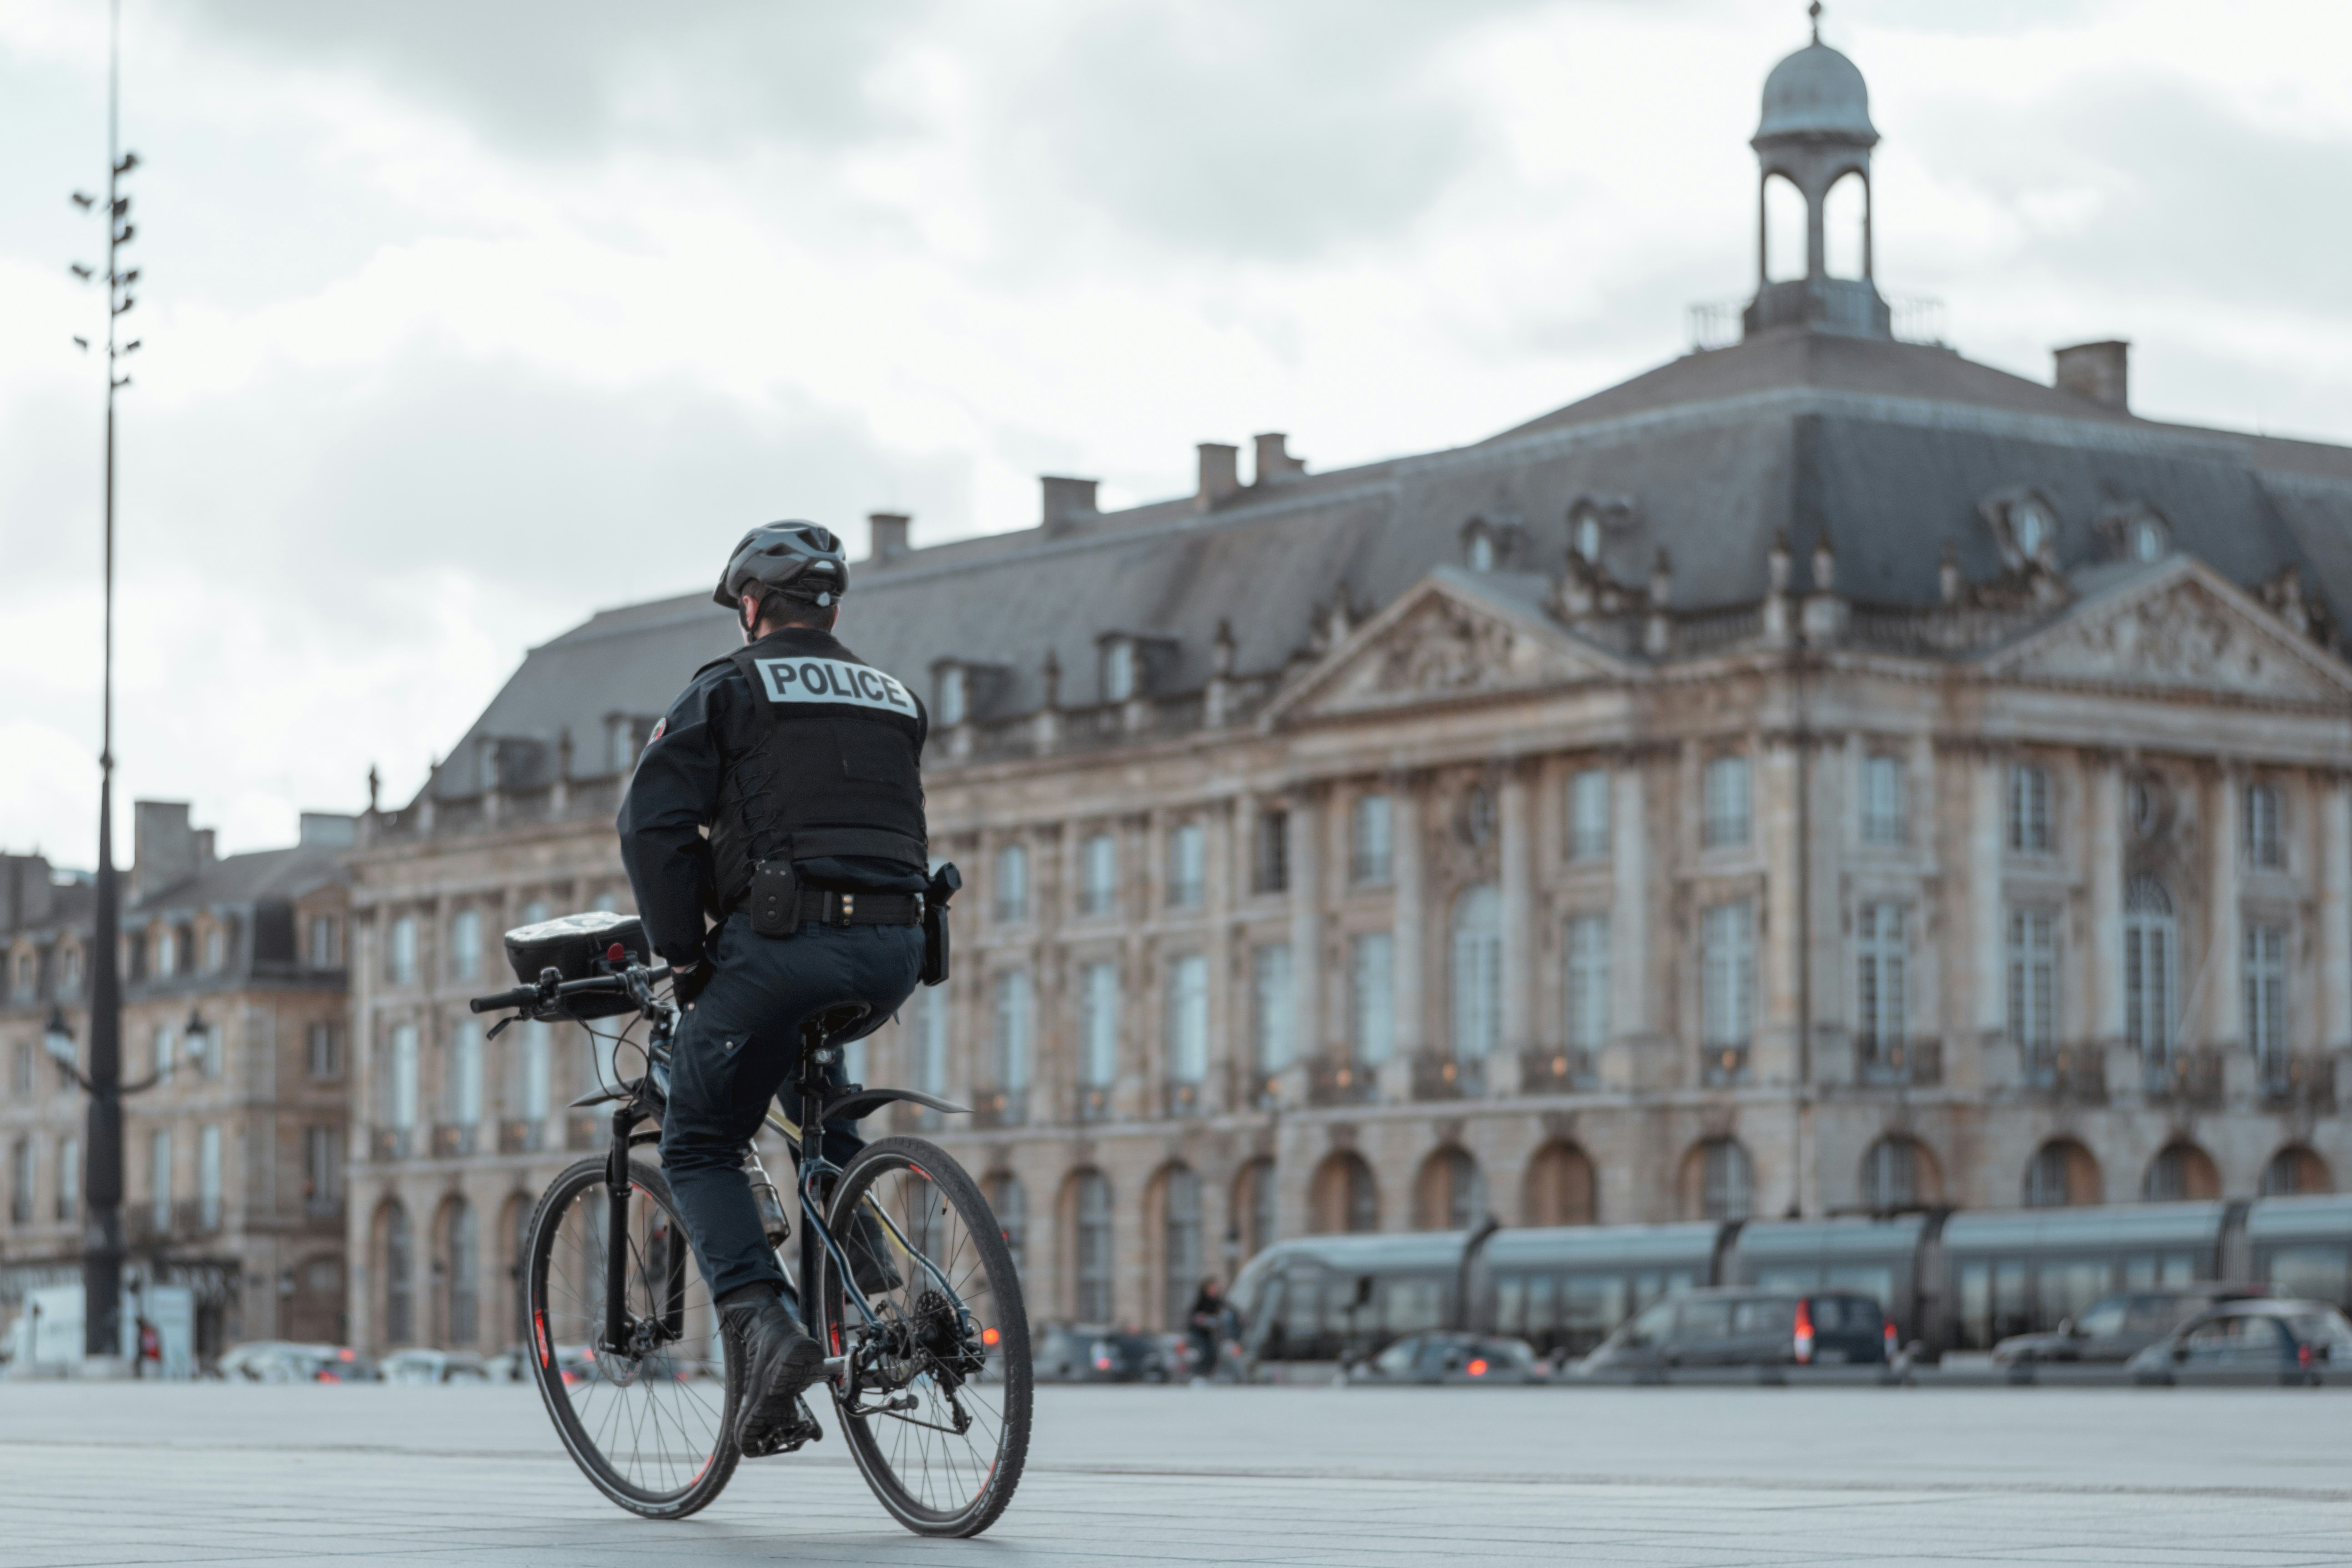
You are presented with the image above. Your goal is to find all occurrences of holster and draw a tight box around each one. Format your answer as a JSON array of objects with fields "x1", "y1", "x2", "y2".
[
  {"x1": 748, "y1": 855, "x2": 801, "y2": 938},
  {"x1": 920, "y1": 862, "x2": 961, "y2": 985}
]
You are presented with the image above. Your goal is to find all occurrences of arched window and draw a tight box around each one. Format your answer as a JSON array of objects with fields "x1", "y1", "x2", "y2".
[
  {"x1": 1309, "y1": 1151, "x2": 1378, "y2": 1235},
  {"x1": 1414, "y1": 1147, "x2": 1485, "y2": 1231},
  {"x1": 2142, "y1": 1143, "x2": 2219, "y2": 1202},
  {"x1": 2024, "y1": 1139, "x2": 2100, "y2": 1208},
  {"x1": 1762, "y1": 171, "x2": 1805, "y2": 282},
  {"x1": 1682, "y1": 1138, "x2": 1752, "y2": 1221},
  {"x1": 1822, "y1": 170, "x2": 1867, "y2": 278},
  {"x1": 1449, "y1": 885, "x2": 1502, "y2": 1063},
  {"x1": 1158, "y1": 1165, "x2": 1202, "y2": 1331},
  {"x1": 2123, "y1": 876, "x2": 2177, "y2": 1062},
  {"x1": 2261, "y1": 1146, "x2": 2331, "y2": 1197},
  {"x1": 1522, "y1": 1142, "x2": 1595, "y2": 1228},
  {"x1": 1070, "y1": 1170, "x2": 1113, "y2": 1324},
  {"x1": 1235, "y1": 1158, "x2": 1278, "y2": 1256},
  {"x1": 986, "y1": 1171, "x2": 1027, "y2": 1280},
  {"x1": 381, "y1": 1201, "x2": 414, "y2": 1345},
  {"x1": 444, "y1": 1199, "x2": 479, "y2": 1346},
  {"x1": 1860, "y1": 1136, "x2": 1940, "y2": 1210},
  {"x1": 502, "y1": 1195, "x2": 533, "y2": 1346}
]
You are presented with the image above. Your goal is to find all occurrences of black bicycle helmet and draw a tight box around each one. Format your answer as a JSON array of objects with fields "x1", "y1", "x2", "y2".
[{"x1": 713, "y1": 521, "x2": 849, "y2": 613}]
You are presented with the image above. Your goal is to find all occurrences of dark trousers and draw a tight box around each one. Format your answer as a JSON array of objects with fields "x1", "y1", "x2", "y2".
[{"x1": 660, "y1": 915, "x2": 924, "y2": 1302}]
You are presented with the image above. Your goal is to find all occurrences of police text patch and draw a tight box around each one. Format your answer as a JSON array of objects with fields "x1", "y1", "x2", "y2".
[{"x1": 751, "y1": 656, "x2": 916, "y2": 715}]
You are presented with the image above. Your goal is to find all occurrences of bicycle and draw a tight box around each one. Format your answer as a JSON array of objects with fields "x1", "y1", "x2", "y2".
[{"x1": 469, "y1": 936, "x2": 1031, "y2": 1536}]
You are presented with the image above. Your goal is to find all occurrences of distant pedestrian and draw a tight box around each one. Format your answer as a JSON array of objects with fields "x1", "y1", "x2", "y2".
[
  {"x1": 1186, "y1": 1278, "x2": 1224, "y2": 1382},
  {"x1": 135, "y1": 1316, "x2": 161, "y2": 1378}
]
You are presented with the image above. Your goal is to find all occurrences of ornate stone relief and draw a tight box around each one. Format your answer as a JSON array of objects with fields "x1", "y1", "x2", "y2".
[
  {"x1": 1302, "y1": 594, "x2": 1606, "y2": 720},
  {"x1": 2011, "y1": 580, "x2": 2340, "y2": 701}
]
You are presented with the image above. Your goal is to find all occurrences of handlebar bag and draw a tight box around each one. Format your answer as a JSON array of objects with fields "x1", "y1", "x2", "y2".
[{"x1": 503, "y1": 910, "x2": 648, "y2": 1019}]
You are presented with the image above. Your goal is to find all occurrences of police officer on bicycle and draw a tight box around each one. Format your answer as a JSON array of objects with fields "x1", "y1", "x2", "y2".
[{"x1": 617, "y1": 520, "x2": 931, "y2": 1453}]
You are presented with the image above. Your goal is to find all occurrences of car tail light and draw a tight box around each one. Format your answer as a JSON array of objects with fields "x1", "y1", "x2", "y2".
[
  {"x1": 1467, "y1": 1357, "x2": 1489, "y2": 1377},
  {"x1": 338, "y1": 1348, "x2": 356, "y2": 1361},
  {"x1": 2300, "y1": 1342, "x2": 2314, "y2": 1371},
  {"x1": 1884, "y1": 1321, "x2": 1898, "y2": 1360},
  {"x1": 1793, "y1": 1300, "x2": 1814, "y2": 1366}
]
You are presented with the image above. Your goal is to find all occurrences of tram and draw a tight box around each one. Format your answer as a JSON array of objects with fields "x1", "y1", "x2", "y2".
[{"x1": 1229, "y1": 1194, "x2": 2352, "y2": 1363}]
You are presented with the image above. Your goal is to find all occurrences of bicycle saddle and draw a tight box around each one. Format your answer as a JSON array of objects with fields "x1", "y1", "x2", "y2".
[{"x1": 802, "y1": 1001, "x2": 873, "y2": 1048}]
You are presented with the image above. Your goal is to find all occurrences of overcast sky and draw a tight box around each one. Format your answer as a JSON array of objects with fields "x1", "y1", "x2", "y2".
[{"x1": 5, "y1": 0, "x2": 2352, "y2": 868}]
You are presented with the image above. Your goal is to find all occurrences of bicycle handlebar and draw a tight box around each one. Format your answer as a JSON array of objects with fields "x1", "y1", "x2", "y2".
[{"x1": 467, "y1": 963, "x2": 674, "y2": 1016}]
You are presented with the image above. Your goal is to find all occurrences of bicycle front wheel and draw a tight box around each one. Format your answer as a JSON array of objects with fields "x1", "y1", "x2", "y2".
[
  {"x1": 818, "y1": 1136, "x2": 1032, "y2": 1538},
  {"x1": 523, "y1": 1156, "x2": 738, "y2": 1519}
]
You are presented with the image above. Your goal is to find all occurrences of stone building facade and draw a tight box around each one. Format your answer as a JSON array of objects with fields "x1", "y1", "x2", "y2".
[
  {"x1": 343, "y1": 31, "x2": 2352, "y2": 1350},
  {"x1": 0, "y1": 807, "x2": 354, "y2": 1355}
]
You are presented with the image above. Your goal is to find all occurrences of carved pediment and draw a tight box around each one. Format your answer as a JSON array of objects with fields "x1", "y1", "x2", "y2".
[
  {"x1": 1988, "y1": 565, "x2": 2352, "y2": 704},
  {"x1": 1267, "y1": 571, "x2": 1628, "y2": 726}
]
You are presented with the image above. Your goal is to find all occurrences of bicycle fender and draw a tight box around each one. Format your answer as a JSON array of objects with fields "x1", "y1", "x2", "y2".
[{"x1": 819, "y1": 1086, "x2": 970, "y2": 1124}]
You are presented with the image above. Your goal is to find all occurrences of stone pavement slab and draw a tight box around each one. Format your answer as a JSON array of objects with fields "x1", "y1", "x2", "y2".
[{"x1": 0, "y1": 1382, "x2": 2347, "y2": 1567}]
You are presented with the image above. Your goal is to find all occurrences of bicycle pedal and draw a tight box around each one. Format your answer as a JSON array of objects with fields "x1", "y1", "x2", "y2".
[{"x1": 741, "y1": 1397, "x2": 824, "y2": 1457}]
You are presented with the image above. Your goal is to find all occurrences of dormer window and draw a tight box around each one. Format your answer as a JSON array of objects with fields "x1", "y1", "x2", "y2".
[
  {"x1": 1573, "y1": 514, "x2": 1601, "y2": 563},
  {"x1": 936, "y1": 664, "x2": 969, "y2": 727},
  {"x1": 1467, "y1": 532, "x2": 1497, "y2": 573},
  {"x1": 2131, "y1": 522, "x2": 2163, "y2": 562},
  {"x1": 2011, "y1": 499, "x2": 2051, "y2": 560},
  {"x1": 1103, "y1": 639, "x2": 1138, "y2": 703}
]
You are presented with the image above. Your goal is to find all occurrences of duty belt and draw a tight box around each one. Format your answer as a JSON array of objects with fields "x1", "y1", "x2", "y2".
[{"x1": 788, "y1": 888, "x2": 924, "y2": 929}]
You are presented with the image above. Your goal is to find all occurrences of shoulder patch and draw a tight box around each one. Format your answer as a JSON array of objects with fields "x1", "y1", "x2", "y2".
[
  {"x1": 749, "y1": 655, "x2": 918, "y2": 716},
  {"x1": 646, "y1": 716, "x2": 666, "y2": 745}
]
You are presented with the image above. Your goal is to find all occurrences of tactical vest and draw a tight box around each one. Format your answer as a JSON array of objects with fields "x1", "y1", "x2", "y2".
[{"x1": 706, "y1": 634, "x2": 929, "y2": 913}]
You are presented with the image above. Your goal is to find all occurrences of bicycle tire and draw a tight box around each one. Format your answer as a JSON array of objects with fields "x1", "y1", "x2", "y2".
[
  {"x1": 817, "y1": 1136, "x2": 1032, "y2": 1538},
  {"x1": 524, "y1": 1156, "x2": 740, "y2": 1519}
]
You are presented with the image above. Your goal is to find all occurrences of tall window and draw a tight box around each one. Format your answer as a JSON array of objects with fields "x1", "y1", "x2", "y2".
[
  {"x1": 2245, "y1": 923, "x2": 2289, "y2": 1073},
  {"x1": 202, "y1": 925, "x2": 227, "y2": 973},
  {"x1": 1078, "y1": 962, "x2": 1119, "y2": 1088},
  {"x1": 1161, "y1": 1166, "x2": 1203, "y2": 1331},
  {"x1": 2007, "y1": 764, "x2": 2053, "y2": 854},
  {"x1": 1701, "y1": 901, "x2": 1756, "y2": 1055},
  {"x1": 1252, "y1": 943, "x2": 1295, "y2": 1073},
  {"x1": 1565, "y1": 914, "x2": 1610, "y2": 1054},
  {"x1": 1079, "y1": 832, "x2": 1118, "y2": 917},
  {"x1": 1103, "y1": 640, "x2": 1138, "y2": 703},
  {"x1": 916, "y1": 984, "x2": 950, "y2": 1099},
  {"x1": 993, "y1": 968, "x2": 1034, "y2": 1094},
  {"x1": 56, "y1": 1136, "x2": 78, "y2": 1221},
  {"x1": 150, "y1": 1129, "x2": 172, "y2": 1231},
  {"x1": 152, "y1": 1024, "x2": 174, "y2": 1085},
  {"x1": 1449, "y1": 885, "x2": 1502, "y2": 1060},
  {"x1": 1702, "y1": 756, "x2": 1751, "y2": 849},
  {"x1": 1073, "y1": 1171, "x2": 1113, "y2": 1324},
  {"x1": 306, "y1": 1022, "x2": 343, "y2": 1080},
  {"x1": 1350, "y1": 794, "x2": 1394, "y2": 886},
  {"x1": 1861, "y1": 755, "x2": 1906, "y2": 846},
  {"x1": 1861, "y1": 1138, "x2": 1918, "y2": 1210},
  {"x1": 2244, "y1": 783, "x2": 2286, "y2": 869},
  {"x1": 1567, "y1": 769, "x2": 1610, "y2": 862},
  {"x1": 1237, "y1": 1157, "x2": 1278, "y2": 1256},
  {"x1": 155, "y1": 927, "x2": 178, "y2": 978},
  {"x1": 1166, "y1": 954, "x2": 1209, "y2": 1083},
  {"x1": 449, "y1": 1022, "x2": 484, "y2": 1128},
  {"x1": 1166, "y1": 822, "x2": 1206, "y2": 909},
  {"x1": 11, "y1": 1041, "x2": 32, "y2": 1098},
  {"x1": 2123, "y1": 877, "x2": 2176, "y2": 1061},
  {"x1": 993, "y1": 842, "x2": 1030, "y2": 924},
  {"x1": 1253, "y1": 810, "x2": 1290, "y2": 895},
  {"x1": 448, "y1": 909, "x2": 481, "y2": 982},
  {"x1": 935, "y1": 665, "x2": 968, "y2": 727},
  {"x1": 446, "y1": 1200, "x2": 479, "y2": 1346},
  {"x1": 2006, "y1": 910, "x2": 2057, "y2": 1053},
  {"x1": 1699, "y1": 1139, "x2": 1752, "y2": 1221},
  {"x1": 988, "y1": 1171, "x2": 1027, "y2": 1279},
  {"x1": 8, "y1": 1138, "x2": 30, "y2": 1227},
  {"x1": 388, "y1": 916, "x2": 418, "y2": 986},
  {"x1": 304, "y1": 1125, "x2": 344, "y2": 1213},
  {"x1": 390, "y1": 1024, "x2": 420, "y2": 1131},
  {"x1": 1855, "y1": 903, "x2": 1908, "y2": 1057},
  {"x1": 1348, "y1": 933, "x2": 1394, "y2": 1064},
  {"x1": 197, "y1": 1125, "x2": 222, "y2": 1230},
  {"x1": 308, "y1": 914, "x2": 338, "y2": 967},
  {"x1": 383, "y1": 1203, "x2": 414, "y2": 1343}
]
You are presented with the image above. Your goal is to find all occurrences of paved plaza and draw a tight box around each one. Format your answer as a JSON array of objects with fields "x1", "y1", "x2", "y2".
[{"x1": 1, "y1": 1380, "x2": 2348, "y2": 1567}]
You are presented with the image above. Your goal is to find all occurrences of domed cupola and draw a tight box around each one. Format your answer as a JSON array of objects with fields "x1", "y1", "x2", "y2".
[{"x1": 1742, "y1": 4, "x2": 1891, "y2": 341}]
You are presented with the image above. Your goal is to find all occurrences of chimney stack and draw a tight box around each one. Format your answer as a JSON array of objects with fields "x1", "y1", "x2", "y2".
[
  {"x1": 132, "y1": 800, "x2": 198, "y2": 902},
  {"x1": 1040, "y1": 475, "x2": 1099, "y2": 536},
  {"x1": 2054, "y1": 340, "x2": 2130, "y2": 412},
  {"x1": 867, "y1": 511, "x2": 912, "y2": 562},
  {"x1": 1253, "y1": 432, "x2": 1306, "y2": 485},
  {"x1": 1196, "y1": 443, "x2": 1240, "y2": 509}
]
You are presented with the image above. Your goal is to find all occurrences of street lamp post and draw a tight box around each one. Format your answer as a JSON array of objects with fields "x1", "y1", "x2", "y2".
[{"x1": 67, "y1": 0, "x2": 142, "y2": 1363}]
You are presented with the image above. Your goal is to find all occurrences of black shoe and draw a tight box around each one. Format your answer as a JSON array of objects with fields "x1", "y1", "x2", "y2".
[
  {"x1": 842, "y1": 1204, "x2": 903, "y2": 1296},
  {"x1": 722, "y1": 1291, "x2": 824, "y2": 1454}
]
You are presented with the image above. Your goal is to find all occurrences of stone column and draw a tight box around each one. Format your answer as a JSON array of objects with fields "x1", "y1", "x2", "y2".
[
  {"x1": 1386, "y1": 780, "x2": 1426, "y2": 1102},
  {"x1": 2322, "y1": 776, "x2": 2352, "y2": 1053},
  {"x1": 1286, "y1": 790, "x2": 1323, "y2": 1089},
  {"x1": 1206, "y1": 797, "x2": 1236, "y2": 1110},
  {"x1": 1603, "y1": 760, "x2": 1650, "y2": 1091},
  {"x1": 2206, "y1": 768, "x2": 2242, "y2": 1048},
  {"x1": 1756, "y1": 738, "x2": 1802, "y2": 1088},
  {"x1": 1966, "y1": 752, "x2": 2006, "y2": 1089},
  {"x1": 2087, "y1": 755, "x2": 2125, "y2": 1045},
  {"x1": 1498, "y1": 764, "x2": 1535, "y2": 1095}
]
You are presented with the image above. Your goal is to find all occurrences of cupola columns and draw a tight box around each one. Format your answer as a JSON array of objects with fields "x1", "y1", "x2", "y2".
[{"x1": 1744, "y1": 8, "x2": 1891, "y2": 341}]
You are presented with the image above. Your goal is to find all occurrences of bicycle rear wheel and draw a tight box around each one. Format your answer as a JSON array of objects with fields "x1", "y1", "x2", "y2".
[
  {"x1": 818, "y1": 1136, "x2": 1032, "y2": 1538},
  {"x1": 523, "y1": 1156, "x2": 738, "y2": 1519}
]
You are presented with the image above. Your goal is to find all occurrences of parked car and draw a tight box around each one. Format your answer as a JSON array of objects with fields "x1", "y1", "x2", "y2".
[
  {"x1": 1992, "y1": 1285, "x2": 2266, "y2": 1373},
  {"x1": 1577, "y1": 1288, "x2": 1893, "y2": 1377},
  {"x1": 1344, "y1": 1333, "x2": 1542, "y2": 1385},
  {"x1": 2128, "y1": 1299, "x2": 2352, "y2": 1386},
  {"x1": 214, "y1": 1341, "x2": 309, "y2": 1381},
  {"x1": 1034, "y1": 1325, "x2": 1180, "y2": 1382},
  {"x1": 482, "y1": 1346, "x2": 531, "y2": 1383},
  {"x1": 381, "y1": 1349, "x2": 492, "y2": 1385},
  {"x1": 235, "y1": 1343, "x2": 378, "y2": 1382}
]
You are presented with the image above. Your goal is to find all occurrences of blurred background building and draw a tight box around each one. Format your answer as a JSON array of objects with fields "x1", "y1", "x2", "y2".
[
  {"x1": 0, "y1": 809, "x2": 353, "y2": 1358},
  {"x1": 326, "y1": 29, "x2": 2352, "y2": 1349}
]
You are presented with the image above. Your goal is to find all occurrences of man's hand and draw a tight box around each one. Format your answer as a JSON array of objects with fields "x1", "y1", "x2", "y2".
[{"x1": 671, "y1": 958, "x2": 712, "y2": 1006}]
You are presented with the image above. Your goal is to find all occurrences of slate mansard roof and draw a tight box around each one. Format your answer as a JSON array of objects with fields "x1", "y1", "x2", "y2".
[{"x1": 416, "y1": 325, "x2": 2352, "y2": 806}]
